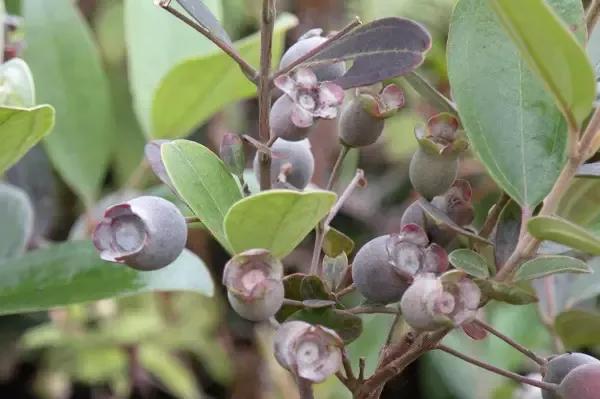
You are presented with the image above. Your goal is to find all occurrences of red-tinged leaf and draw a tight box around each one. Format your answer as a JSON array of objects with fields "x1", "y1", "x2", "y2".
[
  {"x1": 462, "y1": 321, "x2": 488, "y2": 341},
  {"x1": 306, "y1": 18, "x2": 431, "y2": 89}
]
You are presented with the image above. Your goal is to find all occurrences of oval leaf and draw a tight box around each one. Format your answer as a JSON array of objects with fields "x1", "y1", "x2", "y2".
[
  {"x1": 449, "y1": 249, "x2": 491, "y2": 278},
  {"x1": 152, "y1": 13, "x2": 297, "y2": 139},
  {"x1": 0, "y1": 183, "x2": 33, "y2": 260},
  {"x1": 555, "y1": 310, "x2": 600, "y2": 348},
  {"x1": 23, "y1": 0, "x2": 116, "y2": 204},
  {"x1": 0, "y1": 241, "x2": 214, "y2": 316},
  {"x1": 528, "y1": 216, "x2": 600, "y2": 255},
  {"x1": 323, "y1": 227, "x2": 355, "y2": 257},
  {"x1": 124, "y1": 0, "x2": 222, "y2": 133},
  {"x1": 514, "y1": 255, "x2": 591, "y2": 282},
  {"x1": 0, "y1": 58, "x2": 35, "y2": 107},
  {"x1": 224, "y1": 190, "x2": 336, "y2": 259},
  {"x1": 175, "y1": 0, "x2": 232, "y2": 45},
  {"x1": 490, "y1": 0, "x2": 594, "y2": 126},
  {"x1": 475, "y1": 279, "x2": 538, "y2": 305},
  {"x1": 161, "y1": 140, "x2": 242, "y2": 252},
  {"x1": 447, "y1": 0, "x2": 584, "y2": 207},
  {"x1": 0, "y1": 105, "x2": 55, "y2": 174},
  {"x1": 306, "y1": 18, "x2": 432, "y2": 89},
  {"x1": 277, "y1": 273, "x2": 333, "y2": 321}
]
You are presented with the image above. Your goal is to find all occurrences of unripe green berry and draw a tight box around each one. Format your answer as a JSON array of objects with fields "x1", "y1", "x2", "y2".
[
  {"x1": 253, "y1": 138, "x2": 315, "y2": 189},
  {"x1": 280, "y1": 32, "x2": 346, "y2": 82},
  {"x1": 558, "y1": 363, "x2": 600, "y2": 399},
  {"x1": 542, "y1": 353, "x2": 600, "y2": 399},
  {"x1": 338, "y1": 98, "x2": 385, "y2": 147},
  {"x1": 409, "y1": 147, "x2": 458, "y2": 200},
  {"x1": 351, "y1": 235, "x2": 411, "y2": 304},
  {"x1": 270, "y1": 95, "x2": 312, "y2": 141}
]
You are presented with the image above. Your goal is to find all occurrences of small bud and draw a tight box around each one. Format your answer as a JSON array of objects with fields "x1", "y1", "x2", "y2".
[
  {"x1": 338, "y1": 84, "x2": 405, "y2": 148},
  {"x1": 223, "y1": 249, "x2": 284, "y2": 321},
  {"x1": 253, "y1": 138, "x2": 315, "y2": 190},
  {"x1": 280, "y1": 29, "x2": 347, "y2": 82},
  {"x1": 273, "y1": 321, "x2": 343, "y2": 383},
  {"x1": 400, "y1": 273, "x2": 480, "y2": 331},
  {"x1": 542, "y1": 353, "x2": 600, "y2": 399},
  {"x1": 559, "y1": 363, "x2": 600, "y2": 399},
  {"x1": 219, "y1": 133, "x2": 245, "y2": 177},
  {"x1": 93, "y1": 196, "x2": 187, "y2": 271}
]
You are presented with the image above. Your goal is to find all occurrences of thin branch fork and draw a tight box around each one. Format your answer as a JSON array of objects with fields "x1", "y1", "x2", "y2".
[
  {"x1": 157, "y1": 0, "x2": 257, "y2": 83},
  {"x1": 436, "y1": 344, "x2": 558, "y2": 392},
  {"x1": 271, "y1": 17, "x2": 362, "y2": 81}
]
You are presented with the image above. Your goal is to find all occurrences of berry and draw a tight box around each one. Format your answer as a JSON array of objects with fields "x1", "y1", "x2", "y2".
[
  {"x1": 352, "y1": 225, "x2": 447, "y2": 304},
  {"x1": 145, "y1": 140, "x2": 175, "y2": 190},
  {"x1": 400, "y1": 201, "x2": 426, "y2": 230},
  {"x1": 542, "y1": 353, "x2": 600, "y2": 399},
  {"x1": 339, "y1": 84, "x2": 404, "y2": 148},
  {"x1": 280, "y1": 29, "x2": 346, "y2": 82},
  {"x1": 253, "y1": 138, "x2": 315, "y2": 189},
  {"x1": 222, "y1": 249, "x2": 284, "y2": 321},
  {"x1": 409, "y1": 147, "x2": 459, "y2": 200},
  {"x1": 273, "y1": 320, "x2": 343, "y2": 383},
  {"x1": 558, "y1": 363, "x2": 600, "y2": 399},
  {"x1": 93, "y1": 196, "x2": 187, "y2": 271},
  {"x1": 400, "y1": 273, "x2": 480, "y2": 331},
  {"x1": 270, "y1": 95, "x2": 312, "y2": 141}
]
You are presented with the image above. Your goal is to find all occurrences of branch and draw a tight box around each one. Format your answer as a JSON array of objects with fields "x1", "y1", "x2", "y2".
[
  {"x1": 346, "y1": 306, "x2": 399, "y2": 315},
  {"x1": 296, "y1": 378, "x2": 314, "y2": 399},
  {"x1": 473, "y1": 319, "x2": 546, "y2": 366},
  {"x1": 257, "y1": 0, "x2": 276, "y2": 190},
  {"x1": 587, "y1": 0, "x2": 600, "y2": 35},
  {"x1": 436, "y1": 344, "x2": 558, "y2": 392},
  {"x1": 271, "y1": 17, "x2": 362, "y2": 80},
  {"x1": 157, "y1": 0, "x2": 257, "y2": 83},
  {"x1": 326, "y1": 145, "x2": 350, "y2": 192}
]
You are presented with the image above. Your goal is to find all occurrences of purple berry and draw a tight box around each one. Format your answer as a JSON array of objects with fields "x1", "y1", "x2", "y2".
[
  {"x1": 558, "y1": 363, "x2": 600, "y2": 399},
  {"x1": 542, "y1": 353, "x2": 600, "y2": 399},
  {"x1": 273, "y1": 320, "x2": 343, "y2": 383},
  {"x1": 93, "y1": 196, "x2": 187, "y2": 271},
  {"x1": 270, "y1": 95, "x2": 312, "y2": 141},
  {"x1": 222, "y1": 249, "x2": 284, "y2": 321},
  {"x1": 253, "y1": 138, "x2": 315, "y2": 189},
  {"x1": 279, "y1": 29, "x2": 346, "y2": 82}
]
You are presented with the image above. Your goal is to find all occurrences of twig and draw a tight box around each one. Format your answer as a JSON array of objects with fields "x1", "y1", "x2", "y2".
[
  {"x1": 296, "y1": 378, "x2": 314, "y2": 399},
  {"x1": 326, "y1": 145, "x2": 350, "y2": 191},
  {"x1": 478, "y1": 192, "x2": 511, "y2": 238},
  {"x1": 335, "y1": 283, "x2": 356, "y2": 298},
  {"x1": 473, "y1": 319, "x2": 546, "y2": 366},
  {"x1": 257, "y1": 0, "x2": 276, "y2": 191},
  {"x1": 436, "y1": 344, "x2": 558, "y2": 392},
  {"x1": 587, "y1": 0, "x2": 600, "y2": 35},
  {"x1": 157, "y1": 1, "x2": 257, "y2": 83},
  {"x1": 347, "y1": 306, "x2": 399, "y2": 315},
  {"x1": 185, "y1": 216, "x2": 201, "y2": 224},
  {"x1": 539, "y1": 276, "x2": 565, "y2": 353},
  {"x1": 272, "y1": 17, "x2": 362, "y2": 80},
  {"x1": 403, "y1": 71, "x2": 459, "y2": 116},
  {"x1": 311, "y1": 170, "x2": 366, "y2": 275}
]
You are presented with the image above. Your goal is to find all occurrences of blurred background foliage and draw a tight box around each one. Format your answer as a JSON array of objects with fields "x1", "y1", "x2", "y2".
[{"x1": 0, "y1": 0, "x2": 599, "y2": 398}]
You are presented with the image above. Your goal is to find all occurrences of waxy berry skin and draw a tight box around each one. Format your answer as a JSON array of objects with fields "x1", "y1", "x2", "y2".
[
  {"x1": 542, "y1": 353, "x2": 600, "y2": 399},
  {"x1": 253, "y1": 138, "x2": 315, "y2": 190},
  {"x1": 338, "y1": 99, "x2": 385, "y2": 148},
  {"x1": 558, "y1": 363, "x2": 600, "y2": 399},
  {"x1": 93, "y1": 196, "x2": 187, "y2": 271},
  {"x1": 409, "y1": 148, "x2": 459, "y2": 200}
]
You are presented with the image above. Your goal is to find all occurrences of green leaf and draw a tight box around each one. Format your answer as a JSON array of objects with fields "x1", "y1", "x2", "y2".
[
  {"x1": 277, "y1": 273, "x2": 333, "y2": 321},
  {"x1": 565, "y1": 257, "x2": 600, "y2": 308},
  {"x1": 448, "y1": 249, "x2": 491, "y2": 278},
  {"x1": 490, "y1": 0, "x2": 594, "y2": 127},
  {"x1": 161, "y1": 139, "x2": 242, "y2": 252},
  {"x1": 23, "y1": 0, "x2": 116, "y2": 204},
  {"x1": 0, "y1": 58, "x2": 35, "y2": 107},
  {"x1": 447, "y1": 0, "x2": 585, "y2": 207},
  {"x1": 139, "y1": 346, "x2": 202, "y2": 399},
  {"x1": 0, "y1": 241, "x2": 214, "y2": 316},
  {"x1": 514, "y1": 255, "x2": 590, "y2": 282},
  {"x1": 224, "y1": 189, "x2": 336, "y2": 259},
  {"x1": 494, "y1": 200, "x2": 520, "y2": 267},
  {"x1": 0, "y1": 183, "x2": 33, "y2": 260},
  {"x1": 555, "y1": 310, "x2": 600, "y2": 348},
  {"x1": 475, "y1": 279, "x2": 538, "y2": 305},
  {"x1": 323, "y1": 227, "x2": 355, "y2": 257},
  {"x1": 124, "y1": 0, "x2": 223, "y2": 133},
  {"x1": 288, "y1": 308, "x2": 363, "y2": 344},
  {"x1": 151, "y1": 13, "x2": 297, "y2": 139},
  {"x1": 528, "y1": 216, "x2": 600, "y2": 255},
  {"x1": 322, "y1": 253, "x2": 349, "y2": 292},
  {"x1": 0, "y1": 105, "x2": 54, "y2": 174},
  {"x1": 559, "y1": 178, "x2": 600, "y2": 227}
]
